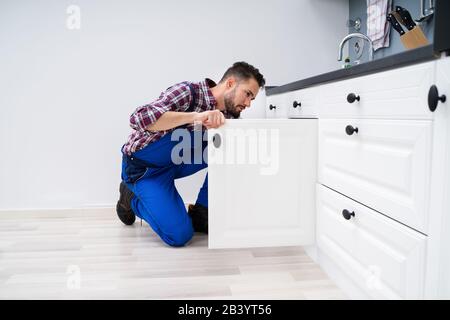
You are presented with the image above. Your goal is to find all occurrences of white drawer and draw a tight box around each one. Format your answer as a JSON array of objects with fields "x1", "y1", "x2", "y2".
[
  {"x1": 316, "y1": 184, "x2": 427, "y2": 299},
  {"x1": 287, "y1": 86, "x2": 319, "y2": 118},
  {"x1": 266, "y1": 93, "x2": 288, "y2": 118},
  {"x1": 318, "y1": 118, "x2": 432, "y2": 233},
  {"x1": 317, "y1": 61, "x2": 435, "y2": 119}
]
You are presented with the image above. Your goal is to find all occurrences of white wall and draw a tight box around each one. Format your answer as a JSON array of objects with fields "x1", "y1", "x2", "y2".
[{"x1": 0, "y1": 0, "x2": 348, "y2": 210}]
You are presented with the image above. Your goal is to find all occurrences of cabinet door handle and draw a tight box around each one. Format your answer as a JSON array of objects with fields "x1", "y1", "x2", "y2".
[
  {"x1": 212, "y1": 133, "x2": 222, "y2": 148},
  {"x1": 342, "y1": 209, "x2": 355, "y2": 220},
  {"x1": 269, "y1": 104, "x2": 277, "y2": 110},
  {"x1": 293, "y1": 101, "x2": 301, "y2": 108},
  {"x1": 428, "y1": 85, "x2": 446, "y2": 112},
  {"x1": 345, "y1": 125, "x2": 359, "y2": 135},
  {"x1": 347, "y1": 93, "x2": 360, "y2": 103}
]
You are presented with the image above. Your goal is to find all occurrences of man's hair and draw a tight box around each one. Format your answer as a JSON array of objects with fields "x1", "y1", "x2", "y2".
[{"x1": 219, "y1": 61, "x2": 265, "y2": 88}]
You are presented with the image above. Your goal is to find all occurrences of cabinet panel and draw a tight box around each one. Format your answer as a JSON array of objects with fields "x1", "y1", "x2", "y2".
[
  {"x1": 317, "y1": 184, "x2": 427, "y2": 299},
  {"x1": 424, "y1": 56, "x2": 450, "y2": 298},
  {"x1": 318, "y1": 118, "x2": 432, "y2": 233},
  {"x1": 266, "y1": 93, "x2": 289, "y2": 118},
  {"x1": 288, "y1": 86, "x2": 319, "y2": 118},
  {"x1": 208, "y1": 119, "x2": 317, "y2": 249},
  {"x1": 317, "y1": 61, "x2": 435, "y2": 119}
]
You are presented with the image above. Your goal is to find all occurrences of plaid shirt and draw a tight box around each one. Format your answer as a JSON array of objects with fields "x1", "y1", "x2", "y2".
[{"x1": 122, "y1": 78, "x2": 224, "y2": 155}]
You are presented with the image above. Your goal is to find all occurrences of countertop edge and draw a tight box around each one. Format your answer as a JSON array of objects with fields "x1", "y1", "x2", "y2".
[{"x1": 266, "y1": 45, "x2": 438, "y2": 96}]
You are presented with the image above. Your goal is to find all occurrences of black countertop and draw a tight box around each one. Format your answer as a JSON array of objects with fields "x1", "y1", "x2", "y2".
[{"x1": 266, "y1": 44, "x2": 439, "y2": 96}]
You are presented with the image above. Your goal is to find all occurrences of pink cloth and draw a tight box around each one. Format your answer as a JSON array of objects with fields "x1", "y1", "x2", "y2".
[{"x1": 367, "y1": 0, "x2": 392, "y2": 50}]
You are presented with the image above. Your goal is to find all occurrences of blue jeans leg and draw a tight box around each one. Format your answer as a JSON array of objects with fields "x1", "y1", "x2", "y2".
[
  {"x1": 130, "y1": 166, "x2": 193, "y2": 247},
  {"x1": 121, "y1": 130, "x2": 208, "y2": 247},
  {"x1": 173, "y1": 130, "x2": 208, "y2": 208}
]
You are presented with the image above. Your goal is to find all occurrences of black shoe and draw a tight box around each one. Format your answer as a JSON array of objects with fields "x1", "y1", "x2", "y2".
[
  {"x1": 188, "y1": 204, "x2": 208, "y2": 234},
  {"x1": 116, "y1": 182, "x2": 136, "y2": 225}
]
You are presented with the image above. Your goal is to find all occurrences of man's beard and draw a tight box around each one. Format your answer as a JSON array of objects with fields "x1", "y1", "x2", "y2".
[{"x1": 224, "y1": 88, "x2": 242, "y2": 119}]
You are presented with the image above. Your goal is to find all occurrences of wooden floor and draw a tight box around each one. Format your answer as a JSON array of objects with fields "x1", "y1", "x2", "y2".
[{"x1": 0, "y1": 208, "x2": 347, "y2": 300}]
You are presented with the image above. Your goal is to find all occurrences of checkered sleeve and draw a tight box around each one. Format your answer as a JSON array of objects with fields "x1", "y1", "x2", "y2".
[{"x1": 129, "y1": 82, "x2": 192, "y2": 132}]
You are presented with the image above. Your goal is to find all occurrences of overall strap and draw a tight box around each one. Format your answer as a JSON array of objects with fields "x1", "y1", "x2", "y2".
[{"x1": 185, "y1": 82, "x2": 197, "y2": 112}]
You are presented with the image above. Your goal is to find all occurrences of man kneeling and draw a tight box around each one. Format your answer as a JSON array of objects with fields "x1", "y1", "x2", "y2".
[{"x1": 117, "y1": 62, "x2": 265, "y2": 247}]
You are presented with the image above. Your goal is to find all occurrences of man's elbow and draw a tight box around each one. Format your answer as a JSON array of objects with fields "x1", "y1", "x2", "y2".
[
  {"x1": 129, "y1": 116, "x2": 141, "y2": 131},
  {"x1": 145, "y1": 120, "x2": 162, "y2": 132}
]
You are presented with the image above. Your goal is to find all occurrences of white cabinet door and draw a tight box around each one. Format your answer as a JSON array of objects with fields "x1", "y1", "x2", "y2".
[
  {"x1": 317, "y1": 61, "x2": 435, "y2": 119},
  {"x1": 424, "y1": 56, "x2": 450, "y2": 298},
  {"x1": 208, "y1": 119, "x2": 317, "y2": 249},
  {"x1": 318, "y1": 118, "x2": 433, "y2": 233},
  {"x1": 317, "y1": 184, "x2": 427, "y2": 299}
]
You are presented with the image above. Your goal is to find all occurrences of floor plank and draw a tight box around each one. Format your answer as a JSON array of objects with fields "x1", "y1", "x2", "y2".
[{"x1": 0, "y1": 208, "x2": 347, "y2": 299}]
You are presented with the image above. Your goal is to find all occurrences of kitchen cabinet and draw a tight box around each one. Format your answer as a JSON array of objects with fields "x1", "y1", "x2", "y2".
[
  {"x1": 314, "y1": 59, "x2": 448, "y2": 299},
  {"x1": 207, "y1": 119, "x2": 317, "y2": 249},
  {"x1": 265, "y1": 93, "x2": 289, "y2": 118},
  {"x1": 267, "y1": 86, "x2": 320, "y2": 119},
  {"x1": 316, "y1": 184, "x2": 427, "y2": 299},
  {"x1": 207, "y1": 56, "x2": 449, "y2": 299},
  {"x1": 318, "y1": 118, "x2": 433, "y2": 234},
  {"x1": 423, "y1": 56, "x2": 450, "y2": 298},
  {"x1": 288, "y1": 86, "x2": 319, "y2": 119},
  {"x1": 317, "y1": 61, "x2": 435, "y2": 119}
]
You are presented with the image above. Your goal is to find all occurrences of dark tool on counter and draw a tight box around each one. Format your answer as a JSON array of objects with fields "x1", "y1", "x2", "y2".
[
  {"x1": 395, "y1": 6, "x2": 417, "y2": 31},
  {"x1": 387, "y1": 13, "x2": 405, "y2": 36}
]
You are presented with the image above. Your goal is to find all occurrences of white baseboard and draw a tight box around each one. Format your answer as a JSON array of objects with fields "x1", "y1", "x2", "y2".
[{"x1": 0, "y1": 202, "x2": 195, "y2": 213}]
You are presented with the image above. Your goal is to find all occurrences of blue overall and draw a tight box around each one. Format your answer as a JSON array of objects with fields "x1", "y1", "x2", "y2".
[{"x1": 121, "y1": 129, "x2": 208, "y2": 247}]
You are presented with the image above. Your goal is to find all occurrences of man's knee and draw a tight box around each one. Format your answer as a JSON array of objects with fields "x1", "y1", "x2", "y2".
[{"x1": 162, "y1": 223, "x2": 194, "y2": 247}]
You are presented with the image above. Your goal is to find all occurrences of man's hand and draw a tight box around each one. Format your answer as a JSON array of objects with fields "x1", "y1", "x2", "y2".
[{"x1": 193, "y1": 110, "x2": 225, "y2": 129}]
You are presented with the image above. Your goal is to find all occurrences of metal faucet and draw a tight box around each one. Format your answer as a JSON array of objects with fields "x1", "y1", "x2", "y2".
[{"x1": 338, "y1": 33, "x2": 374, "y2": 62}]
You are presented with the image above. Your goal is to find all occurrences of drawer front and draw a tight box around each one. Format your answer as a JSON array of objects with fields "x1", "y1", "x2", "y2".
[
  {"x1": 317, "y1": 184, "x2": 427, "y2": 299},
  {"x1": 318, "y1": 118, "x2": 432, "y2": 233},
  {"x1": 317, "y1": 61, "x2": 435, "y2": 119},
  {"x1": 266, "y1": 93, "x2": 288, "y2": 119},
  {"x1": 287, "y1": 86, "x2": 319, "y2": 118}
]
